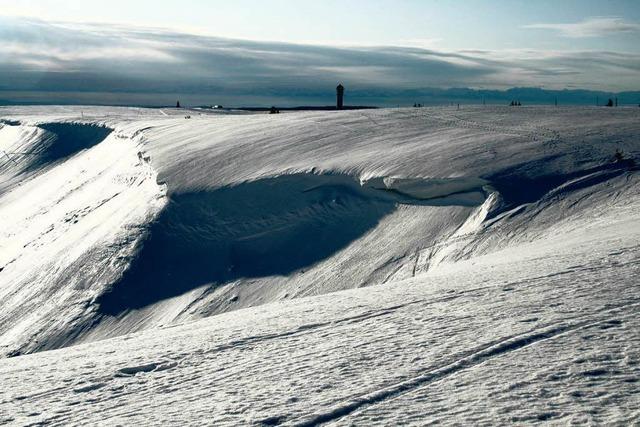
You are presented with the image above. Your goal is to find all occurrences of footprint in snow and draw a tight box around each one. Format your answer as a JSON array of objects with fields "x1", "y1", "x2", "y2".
[
  {"x1": 73, "y1": 383, "x2": 106, "y2": 393},
  {"x1": 115, "y1": 360, "x2": 177, "y2": 377},
  {"x1": 598, "y1": 319, "x2": 623, "y2": 330}
]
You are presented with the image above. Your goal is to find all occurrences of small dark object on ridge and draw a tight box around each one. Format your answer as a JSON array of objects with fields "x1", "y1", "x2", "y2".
[
  {"x1": 269, "y1": 106, "x2": 280, "y2": 114},
  {"x1": 613, "y1": 149, "x2": 637, "y2": 168},
  {"x1": 614, "y1": 149, "x2": 625, "y2": 162}
]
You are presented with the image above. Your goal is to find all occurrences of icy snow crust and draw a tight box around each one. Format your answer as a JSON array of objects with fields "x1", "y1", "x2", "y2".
[{"x1": 0, "y1": 105, "x2": 639, "y2": 424}]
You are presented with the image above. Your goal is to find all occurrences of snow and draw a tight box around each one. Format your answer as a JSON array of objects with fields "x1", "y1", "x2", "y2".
[
  {"x1": 0, "y1": 119, "x2": 166, "y2": 353},
  {"x1": 0, "y1": 105, "x2": 639, "y2": 424}
]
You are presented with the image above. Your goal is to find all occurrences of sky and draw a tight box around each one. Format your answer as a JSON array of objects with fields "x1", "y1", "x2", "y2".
[{"x1": 0, "y1": 0, "x2": 639, "y2": 106}]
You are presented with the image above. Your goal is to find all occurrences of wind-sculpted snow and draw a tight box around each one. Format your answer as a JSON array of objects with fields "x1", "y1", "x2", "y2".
[
  {"x1": 31, "y1": 123, "x2": 113, "y2": 169},
  {"x1": 0, "y1": 198, "x2": 638, "y2": 425},
  {"x1": 97, "y1": 172, "x2": 496, "y2": 315},
  {"x1": 0, "y1": 121, "x2": 112, "y2": 193},
  {"x1": 361, "y1": 176, "x2": 488, "y2": 206},
  {"x1": 0, "y1": 121, "x2": 166, "y2": 355},
  {"x1": 485, "y1": 154, "x2": 637, "y2": 213},
  {"x1": 0, "y1": 105, "x2": 639, "y2": 425},
  {"x1": 97, "y1": 174, "x2": 397, "y2": 314}
]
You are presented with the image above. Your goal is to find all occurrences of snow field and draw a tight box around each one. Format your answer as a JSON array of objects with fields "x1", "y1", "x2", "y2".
[{"x1": 0, "y1": 105, "x2": 639, "y2": 424}]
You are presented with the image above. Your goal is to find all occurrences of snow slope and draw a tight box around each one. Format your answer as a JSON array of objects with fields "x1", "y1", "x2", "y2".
[
  {"x1": 0, "y1": 115, "x2": 166, "y2": 354},
  {"x1": 0, "y1": 105, "x2": 639, "y2": 424},
  {"x1": 1, "y1": 176, "x2": 638, "y2": 425}
]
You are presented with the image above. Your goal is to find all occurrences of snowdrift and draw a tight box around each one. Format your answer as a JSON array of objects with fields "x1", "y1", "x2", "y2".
[
  {"x1": 97, "y1": 173, "x2": 397, "y2": 314},
  {"x1": 0, "y1": 106, "x2": 638, "y2": 356},
  {"x1": 1, "y1": 106, "x2": 639, "y2": 424},
  {"x1": 0, "y1": 121, "x2": 112, "y2": 193},
  {"x1": 97, "y1": 171, "x2": 497, "y2": 315},
  {"x1": 0, "y1": 117, "x2": 165, "y2": 354}
]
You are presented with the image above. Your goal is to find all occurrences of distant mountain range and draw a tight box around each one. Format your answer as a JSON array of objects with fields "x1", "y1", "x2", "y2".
[
  {"x1": 346, "y1": 87, "x2": 640, "y2": 107},
  {"x1": 1, "y1": 87, "x2": 639, "y2": 108}
]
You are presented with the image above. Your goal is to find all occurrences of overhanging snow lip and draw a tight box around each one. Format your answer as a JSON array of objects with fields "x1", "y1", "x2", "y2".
[
  {"x1": 0, "y1": 121, "x2": 114, "y2": 175},
  {"x1": 95, "y1": 172, "x2": 398, "y2": 315},
  {"x1": 362, "y1": 175, "x2": 489, "y2": 207},
  {"x1": 96, "y1": 171, "x2": 491, "y2": 315},
  {"x1": 484, "y1": 156, "x2": 637, "y2": 214},
  {"x1": 0, "y1": 118, "x2": 21, "y2": 126}
]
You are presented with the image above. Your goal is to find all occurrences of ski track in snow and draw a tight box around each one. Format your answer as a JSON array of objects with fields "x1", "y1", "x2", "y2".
[{"x1": 0, "y1": 105, "x2": 639, "y2": 425}]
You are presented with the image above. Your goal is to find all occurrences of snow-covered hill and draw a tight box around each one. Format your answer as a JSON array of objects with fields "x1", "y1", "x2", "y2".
[{"x1": 0, "y1": 105, "x2": 638, "y2": 424}]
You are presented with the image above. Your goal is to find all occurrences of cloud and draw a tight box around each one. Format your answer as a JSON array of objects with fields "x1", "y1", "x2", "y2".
[
  {"x1": 524, "y1": 17, "x2": 640, "y2": 38},
  {"x1": 0, "y1": 16, "x2": 638, "y2": 106},
  {"x1": 394, "y1": 38, "x2": 443, "y2": 49}
]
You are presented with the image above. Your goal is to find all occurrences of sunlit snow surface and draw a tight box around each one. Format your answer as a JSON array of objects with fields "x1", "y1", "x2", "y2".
[{"x1": 0, "y1": 106, "x2": 639, "y2": 425}]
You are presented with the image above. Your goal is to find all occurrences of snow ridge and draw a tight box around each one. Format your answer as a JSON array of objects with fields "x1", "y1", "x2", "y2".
[
  {"x1": 0, "y1": 121, "x2": 166, "y2": 355},
  {"x1": 0, "y1": 106, "x2": 639, "y2": 371}
]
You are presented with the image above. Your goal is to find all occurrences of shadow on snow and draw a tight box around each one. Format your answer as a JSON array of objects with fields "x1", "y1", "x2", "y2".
[
  {"x1": 33, "y1": 123, "x2": 113, "y2": 169},
  {"x1": 97, "y1": 174, "x2": 398, "y2": 314}
]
